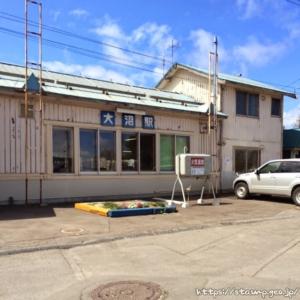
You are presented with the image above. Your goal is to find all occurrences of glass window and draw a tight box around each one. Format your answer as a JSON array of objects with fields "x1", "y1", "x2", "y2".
[
  {"x1": 122, "y1": 132, "x2": 138, "y2": 171},
  {"x1": 236, "y1": 91, "x2": 247, "y2": 115},
  {"x1": 259, "y1": 162, "x2": 281, "y2": 174},
  {"x1": 271, "y1": 98, "x2": 281, "y2": 117},
  {"x1": 80, "y1": 129, "x2": 97, "y2": 172},
  {"x1": 160, "y1": 135, "x2": 175, "y2": 171},
  {"x1": 235, "y1": 149, "x2": 246, "y2": 173},
  {"x1": 248, "y1": 94, "x2": 259, "y2": 117},
  {"x1": 140, "y1": 134, "x2": 156, "y2": 171},
  {"x1": 100, "y1": 131, "x2": 116, "y2": 171},
  {"x1": 247, "y1": 150, "x2": 259, "y2": 172},
  {"x1": 20, "y1": 103, "x2": 34, "y2": 118},
  {"x1": 53, "y1": 127, "x2": 73, "y2": 173},
  {"x1": 236, "y1": 91, "x2": 259, "y2": 117},
  {"x1": 235, "y1": 149, "x2": 261, "y2": 173},
  {"x1": 176, "y1": 136, "x2": 190, "y2": 155}
]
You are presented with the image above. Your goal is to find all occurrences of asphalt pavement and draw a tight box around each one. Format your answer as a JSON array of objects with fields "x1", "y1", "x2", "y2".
[
  {"x1": 0, "y1": 197, "x2": 300, "y2": 299},
  {"x1": 0, "y1": 195, "x2": 299, "y2": 256}
]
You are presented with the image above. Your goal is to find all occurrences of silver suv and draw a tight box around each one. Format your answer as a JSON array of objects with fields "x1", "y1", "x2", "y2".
[{"x1": 233, "y1": 159, "x2": 300, "y2": 206}]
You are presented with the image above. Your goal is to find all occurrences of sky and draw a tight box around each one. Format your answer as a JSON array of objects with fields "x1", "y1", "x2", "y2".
[{"x1": 0, "y1": 0, "x2": 300, "y2": 127}]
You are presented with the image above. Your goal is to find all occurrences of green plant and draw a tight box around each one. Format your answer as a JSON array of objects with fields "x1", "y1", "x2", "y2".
[{"x1": 102, "y1": 202, "x2": 120, "y2": 210}]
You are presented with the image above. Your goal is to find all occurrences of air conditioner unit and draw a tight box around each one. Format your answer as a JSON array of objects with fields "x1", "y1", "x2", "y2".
[{"x1": 175, "y1": 154, "x2": 212, "y2": 176}]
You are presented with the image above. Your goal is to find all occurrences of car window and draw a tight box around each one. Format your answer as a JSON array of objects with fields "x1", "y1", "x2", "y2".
[
  {"x1": 259, "y1": 162, "x2": 281, "y2": 174},
  {"x1": 279, "y1": 161, "x2": 300, "y2": 173}
]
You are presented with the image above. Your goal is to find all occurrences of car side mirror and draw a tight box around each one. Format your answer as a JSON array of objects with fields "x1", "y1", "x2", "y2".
[{"x1": 255, "y1": 169, "x2": 260, "y2": 175}]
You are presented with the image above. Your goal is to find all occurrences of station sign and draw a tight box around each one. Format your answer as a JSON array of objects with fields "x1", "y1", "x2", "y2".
[
  {"x1": 142, "y1": 115, "x2": 155, "y2": 129},
  {"x1": 122, "y1": 113, "x2": 135, "y2": 128},
  {"x1": 101, "y1": 111, "x2": 115, "y2": 127}
]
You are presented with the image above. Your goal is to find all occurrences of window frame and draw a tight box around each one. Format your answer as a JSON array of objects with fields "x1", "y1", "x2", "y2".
[
  {"x1": 99, "y1": 130, "x2": 117, "y2": 173},
  {"x1": 52, "y1": 126, "x2": 75, "y2": 174},
  {"x1": 20, "y1": 103, "x2": 34, "y2": 119},
  {"x1": 271, "y1": 98, "x2": 282, "y2": 118},
  {"x1": 79, "y1": 128, "x2": 98, "y2": 173},
  {"x1": 77, "y1": 128, "x2": 117, "y2": 175},
  {"x1": 234, "y1": 147, "x2": 261, "y2": 173},
  {"x1": 121, "y1": 131, "x2": 139, "y2": 172},
  {"x1": 236, "y1": 90, "x2": 259, "y2": 118},
  {"x1": 140, "y1": 132, "x2": 156, "y2": 172},
  {"x1": 51, "y1": 123, "x2": 191, "y2": 176},
  {"x1": 159, "y1": 134, "x2": 190, "y2": 173}
]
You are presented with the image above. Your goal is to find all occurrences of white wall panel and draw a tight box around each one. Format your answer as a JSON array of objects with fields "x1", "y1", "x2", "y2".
[
  {"x1": 0, "y1": 98, "x2": 5, "y2": 173},
  {"x1": 0, "y1": 96, "x2": 45, "y2": 175}
]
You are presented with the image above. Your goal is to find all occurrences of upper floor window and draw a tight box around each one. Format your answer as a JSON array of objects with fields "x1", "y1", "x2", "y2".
[
  {"x1": 236, "y1": 91, "x2": 259, "y2": 117},
  {"x1": 271, "y1": 98, "x2": 281, "y2": 117}
]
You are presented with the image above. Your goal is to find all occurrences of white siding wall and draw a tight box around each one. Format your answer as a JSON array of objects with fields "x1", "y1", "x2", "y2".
[
  {"x1": 44, "y1": 101, "x2": 197, "y2": 132},
  {"x1": 160, "y1": 70, "x2": 284, "y2": 191},
  {"x1": 0, "y1": 96, "x2": 44, "y2": 175},
  {"x1": 161, "y1": 69, "x2": 221, "y2": 109},
  {"x1": 221, "y1": 86, "x2": 282, "y2": 189}
]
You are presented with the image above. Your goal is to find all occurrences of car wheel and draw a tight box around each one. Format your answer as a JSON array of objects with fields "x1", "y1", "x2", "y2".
[
  {"x1": 292, "y1": 187, "x2": 300, "y2": 206},
  {"x1": 234, "y1": 182, "x2": 249, "y2": 199}
]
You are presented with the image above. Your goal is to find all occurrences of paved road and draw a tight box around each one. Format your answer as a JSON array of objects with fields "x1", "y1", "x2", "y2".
[{"x1": 1, "y1": 212, "x2": 300, "y2": 300}]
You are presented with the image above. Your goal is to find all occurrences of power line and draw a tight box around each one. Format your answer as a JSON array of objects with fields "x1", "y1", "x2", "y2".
[
  {"x1": 0, "y1": 11, "x2": 172, "y2": 64},
  {"x1": 1, "y1": 25, "x2": 296, "y2": 95},
  {"x1": 286, "y1": 0, "x2": 300, "y2": 6},
  {"x1": 0, "y1": 13, "x2": 296, "y2": 93},
  {"x1": 0, "y1": 26, "x2": 164, "y2": 75}
]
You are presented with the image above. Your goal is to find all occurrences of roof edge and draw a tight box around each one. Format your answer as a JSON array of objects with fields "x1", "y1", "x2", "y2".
[{"x1": 156, "y1": 63, "x2": 297, "y2": 99}]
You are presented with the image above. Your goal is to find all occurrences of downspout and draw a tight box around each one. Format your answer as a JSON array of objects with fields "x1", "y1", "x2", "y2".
[
  {"x1": 219, "y1": 85, "x2": 225, "y2": 192},
  {"x1": 280, "y1": 96, "x2": 283, "y2": 159}
]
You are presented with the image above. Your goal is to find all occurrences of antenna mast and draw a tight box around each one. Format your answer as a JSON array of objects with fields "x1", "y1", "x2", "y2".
[
  {"x1": 212, "y1": 36, "x2": 218, "y2": 130},
  {"x1": 24, "y1": 0, "x2": 43, "y2": 205},
  {"x1": 207, "y1": 36, "x2": 219, "y2": 192}
]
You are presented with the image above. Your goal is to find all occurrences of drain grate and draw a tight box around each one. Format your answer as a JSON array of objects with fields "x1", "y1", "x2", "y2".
[{"x1": 90, "y1": 280, "x2": 167, "y2": 300}]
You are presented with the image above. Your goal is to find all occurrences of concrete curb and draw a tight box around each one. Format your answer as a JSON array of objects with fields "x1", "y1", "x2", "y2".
[{"x1": 0, "y1": 214, "x2": 299, "y2": 257}]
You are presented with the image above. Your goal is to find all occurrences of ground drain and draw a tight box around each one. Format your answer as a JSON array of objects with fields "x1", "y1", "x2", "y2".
[{"x1": 90, "y1": 280, "x2": 167, "y2": 300}]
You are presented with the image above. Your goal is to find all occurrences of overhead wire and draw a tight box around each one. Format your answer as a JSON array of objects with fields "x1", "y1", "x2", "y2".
[
  {"x1": 0, "y1": 26, "x2": 164, "y2": 75},
  {"x1": 0, "y1": 11, "x2": 297, "y2": 94},
  {"x1": 0, "y1": 11, "x2": 172, "y2": 64},
  {"x1": 286, "y1": 0, "x2": 300, "y2": 6}
]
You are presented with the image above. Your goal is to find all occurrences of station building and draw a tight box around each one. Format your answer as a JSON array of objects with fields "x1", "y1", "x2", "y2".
[
  {"x1": 0, "y1": 62, "x2": 224, "y2": 204},
  {"x1": 0, "y1": 62, "x2": 295, "y2": 204}
]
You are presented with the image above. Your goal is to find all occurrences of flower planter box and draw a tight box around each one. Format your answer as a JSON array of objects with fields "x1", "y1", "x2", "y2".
[{"x1": 75, "y1": 200, "x2": 177, "y2": 218}]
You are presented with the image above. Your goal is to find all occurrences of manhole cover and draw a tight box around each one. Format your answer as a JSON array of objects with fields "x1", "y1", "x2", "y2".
[
  {"x1": 90, "y1": 280, "x2": 167, "y2": 300},
  {"x1": 60, "y1": 227, "x2": 85, "y2": 235}
]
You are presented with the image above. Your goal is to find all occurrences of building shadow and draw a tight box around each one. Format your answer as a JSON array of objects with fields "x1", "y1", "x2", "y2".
[{"x1": 0, "y1": 205, "x2": 56, "y2": 221}]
